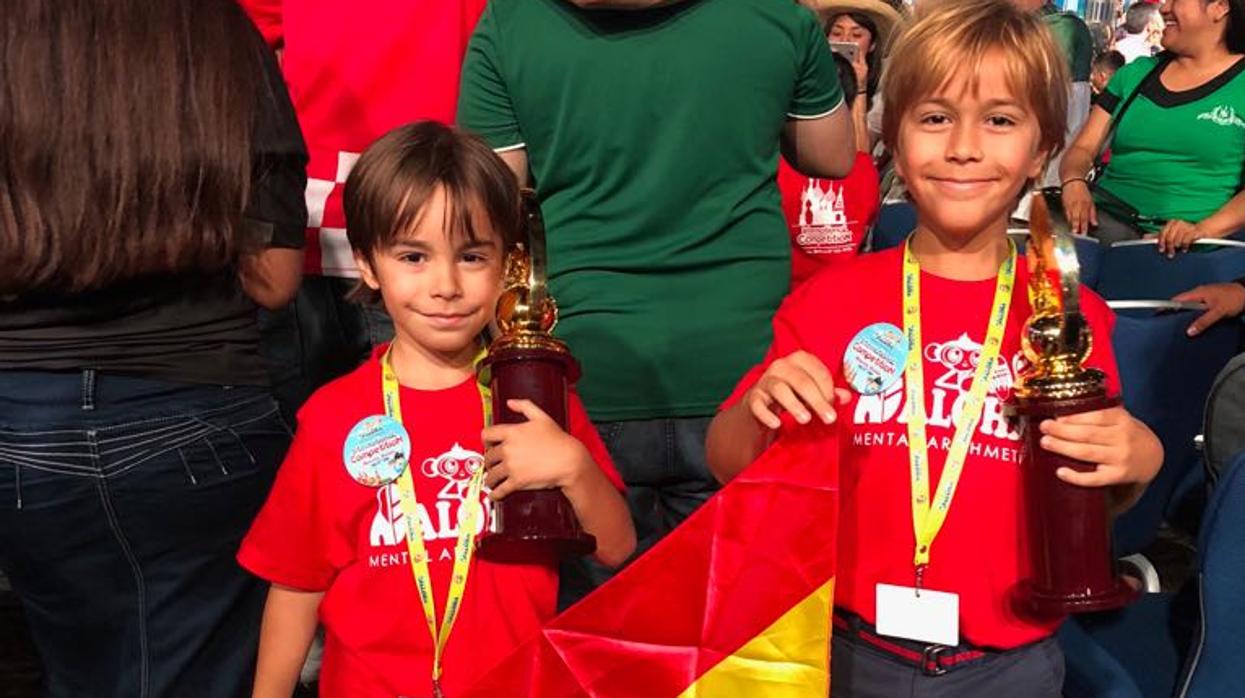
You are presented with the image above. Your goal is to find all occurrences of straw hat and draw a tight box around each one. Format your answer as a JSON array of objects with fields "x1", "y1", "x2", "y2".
[{"x1": 811, "y1": 0, "x2": 904, "y2": 54}]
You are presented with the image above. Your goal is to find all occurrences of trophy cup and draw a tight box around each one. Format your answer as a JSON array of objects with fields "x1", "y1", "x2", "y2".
[
  {"x1": 1011, "y1": 191, "x2": 1138, "y2": 615},
  {"x1": 476, "y1": 189, "x2": 597, "y2": 561}
]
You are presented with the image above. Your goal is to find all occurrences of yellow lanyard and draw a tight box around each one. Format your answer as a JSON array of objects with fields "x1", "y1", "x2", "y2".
[
  {"x1": 380, "y1": 347, "x2": 492, "y2": 694},
  {"x1": 901, "y1": 239, "x2": 1016, "y2": 583}
]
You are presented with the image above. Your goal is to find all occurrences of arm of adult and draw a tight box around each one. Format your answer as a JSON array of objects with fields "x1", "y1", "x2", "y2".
[
  {"x1": 497, "y1": 148, "x2": 530, "y2": 189},
  {"x1": 241, "y1": 247, "x2": 303, "y2": 310},
  {"x1": 1156, "y1": 191, "x2": 1245, "y2": 255},
  {"x1": 251, "y1": 586, "x2": 323, "y2": 698},
  {"x1": 851, "y1": 95, "x2": 871, "y2": 155},
  {"x1": 1173, "y1": 281, "x2": 1245, "y2": 335},
  {"x1": 239, "y1": 22, "x2": 309, "y2": 310},
  {"x1": 782, "y1": 5, "x2": 854, "y2": 179},
  {"x1": 782, "y1": 108, "x2": 857, "y2": 179},
  {"x1": 1058, "y1": 105, "x2": 1111, "y2": 234}
]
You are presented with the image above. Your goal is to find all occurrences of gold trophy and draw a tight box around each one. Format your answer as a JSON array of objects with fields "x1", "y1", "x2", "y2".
[
  {"x1": 1011, "y1": 191, "x2": 1137, "y2": 614},
  {"x1": 476, "y1": 189, "x2": 597, "y2": 561}
]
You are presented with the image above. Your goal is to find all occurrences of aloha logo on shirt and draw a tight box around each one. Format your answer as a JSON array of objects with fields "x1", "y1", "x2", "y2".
[
  {"x1": 796, "y1": 179, "x2": 855, "y2": 255},
  {"x1": 851, "y1": 333, "x2": 1024, "y2": 459},
  {"x1": 1196, "y1": 105, "x2": 1245, "y2": 129},
  {"x1": 367, "y1": 443, "x2": 491, "y2": 568}
]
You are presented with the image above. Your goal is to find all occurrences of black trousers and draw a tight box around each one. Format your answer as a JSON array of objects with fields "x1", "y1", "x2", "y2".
[{"x1": 831, "y1": 631, "x2": 1065, "y2": 698}]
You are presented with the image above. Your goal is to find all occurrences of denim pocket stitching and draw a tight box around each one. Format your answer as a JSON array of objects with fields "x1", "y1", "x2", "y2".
[
  {"x1": 102, "y1": 407, "x2": 284, "y2": 480},
  {"x1": 0, "y1": 456, "x2": 97, "y2": 477},
  {"x1": 103, "y1": 425, "x2": 216, "y2": 473}
]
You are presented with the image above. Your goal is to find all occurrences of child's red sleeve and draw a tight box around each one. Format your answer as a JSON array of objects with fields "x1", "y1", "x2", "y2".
[
  {"x1": 237, "y1": 425, "x2": 345, "y2": 591},
  {"x1": 567, "y1": 390, "x2": 625, "y2": 492},
  {"x1": 1080, "y1": 287, "x2": 1122, "y2": 396}
]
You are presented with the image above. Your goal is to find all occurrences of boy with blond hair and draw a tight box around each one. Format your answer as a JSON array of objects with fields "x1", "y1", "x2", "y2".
[{"x1": 707, "y1": 1, "x2": 1162, "y2": 694}]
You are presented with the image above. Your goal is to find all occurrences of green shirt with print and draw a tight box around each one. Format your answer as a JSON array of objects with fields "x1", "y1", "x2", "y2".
[
  {"x1": 1095, "y1": 56, "x2": 1245, "y2": 232},
  {"x1": 458, "y1": 0, "x2": 843, "y2": 421}
]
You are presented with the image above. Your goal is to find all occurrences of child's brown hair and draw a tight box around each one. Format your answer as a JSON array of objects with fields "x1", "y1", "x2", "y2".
[
  {"x1": 344, "y1": 121, "x2": 522, "y2": 303},
  {"x1": 881, "y1": 0, "x2": 1069, "y2": 159}
]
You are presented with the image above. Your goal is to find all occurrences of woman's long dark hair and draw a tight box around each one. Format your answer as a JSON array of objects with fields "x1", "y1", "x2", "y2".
[
  {"x1": 0, "y1": 0, "x2": 263, "y2": 296},
  {"x1": 1226, "y1": 0, "x2": 1245, "y2": 53},
  {"x1": 832, "y1": 12, "x2": 883, "y2": 104}
]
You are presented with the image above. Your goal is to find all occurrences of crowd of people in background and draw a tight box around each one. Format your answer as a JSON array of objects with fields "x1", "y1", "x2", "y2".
[{"x1": 0, "y1": 0, "x2": 1241, "y2": 697}]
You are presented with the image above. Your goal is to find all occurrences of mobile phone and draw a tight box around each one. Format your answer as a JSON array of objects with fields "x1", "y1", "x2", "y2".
[{"x1": 829, "y1": 41, "x2": 858, "y2": 62}]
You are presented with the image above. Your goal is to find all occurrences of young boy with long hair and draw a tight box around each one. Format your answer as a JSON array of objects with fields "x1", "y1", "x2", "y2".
[
  {"x1": 707, "y1": 1, "x2": 1162, "y2": 694},
  {"x1": 239, "y1": 122, "x2": 635, "y2": 698}
]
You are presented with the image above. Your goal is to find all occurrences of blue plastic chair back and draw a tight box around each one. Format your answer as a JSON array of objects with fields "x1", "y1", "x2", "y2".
[
  {"x1": 1097, "y1": 241, "x2": 1245, "y2": 301},
  {"x1": 1075, "y1": 235, "x2": 1104, "y2": 290},
  {"x1": 1110, "y1": 305, "x2": 1240, "y2": 554},
  {"x1": 870, "y1": 203, "x2": 916, "y2": 251},
  {"x1": 1060, "y1": 591, "x2": 1190, "y2": 698},
  {"x1": 1176, "y1": 450, "x2": 1245, "y2": 697}
]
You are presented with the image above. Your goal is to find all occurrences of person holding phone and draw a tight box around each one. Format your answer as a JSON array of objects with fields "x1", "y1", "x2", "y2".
[{"x1": 817, "y1": 0, "x2": 901, "y2": 150}]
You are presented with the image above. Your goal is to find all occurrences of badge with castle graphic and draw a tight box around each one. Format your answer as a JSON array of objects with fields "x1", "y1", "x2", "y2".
[
  {"x1": 343, "y1": 415, "x2": 411, "y2": 488},
  {"x1": 796, "y1": 179, "x2": 855, "y2": 255},
  {"x1": 843, "y1": 323, "x2": 909, "y2": 395}
]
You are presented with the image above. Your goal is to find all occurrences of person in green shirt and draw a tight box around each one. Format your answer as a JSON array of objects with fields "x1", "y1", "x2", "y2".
[
  {"x1": 457, "y1": 0, "x2": 854, "y2": 604},
  {"x1": 1061, "y1": 0, "x2": 1245, "y2": 252}
]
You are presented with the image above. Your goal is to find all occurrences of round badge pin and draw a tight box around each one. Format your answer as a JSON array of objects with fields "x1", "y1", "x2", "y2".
[
  {"x1": 843, "y1": 323, "x2": 910, "y2": 395},
  {"x1": 342, "y1": 415, "x2": 411, "y2": 487}
]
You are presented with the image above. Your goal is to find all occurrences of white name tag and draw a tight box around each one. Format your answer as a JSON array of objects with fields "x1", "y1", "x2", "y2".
[{"x1": 875, "y1": 583, "x2": 960, "y2": 646}]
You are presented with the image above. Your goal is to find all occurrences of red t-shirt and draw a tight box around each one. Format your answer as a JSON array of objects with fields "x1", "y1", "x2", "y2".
[
  {"x1": 238, "y1": 348, "x2": 622, "y2": 698},
  {"x1": 777, "y1": 153, "x2": 880, "y2": 287},
  {"x1": 239, "y1": 0, "x2": 488, "y2": 277},
  {"x1": 724, "y1": 247, "x2": 1120, "y2": 650}
]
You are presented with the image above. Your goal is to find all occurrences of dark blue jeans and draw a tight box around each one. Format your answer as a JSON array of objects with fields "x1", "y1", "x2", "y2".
[
  {"x1": 558, "y1": 416, "x2": 719, "y2": 609},
  {"x1": 0, "y1": 371, "x2": 290, "y2": 698}
]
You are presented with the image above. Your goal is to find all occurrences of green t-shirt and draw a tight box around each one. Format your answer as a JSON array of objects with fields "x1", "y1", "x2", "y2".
[
  {"x1": 458, "y1": 0, "x2": 843, "y2": 421},
  {"x1": 1039, "y1": 3, "x2": 1092, "y2": 82},
  {"x1": 1095, "y1": 56, "x2": 1245, "y2": 232}
]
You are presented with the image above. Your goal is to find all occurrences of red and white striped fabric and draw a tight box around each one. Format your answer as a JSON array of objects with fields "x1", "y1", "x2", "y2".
[{"x1": 240, "y1": 0, "x2": 489, "y2": 276}]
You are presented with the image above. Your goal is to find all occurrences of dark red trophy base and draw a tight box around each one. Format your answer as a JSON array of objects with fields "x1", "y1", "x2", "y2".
[
  {"x1": 1014, "y1": 392, "x2": 1138, "y2": 616},
  {"x1": 476, "y1": 345, "x2": 597, "y2": 562}
]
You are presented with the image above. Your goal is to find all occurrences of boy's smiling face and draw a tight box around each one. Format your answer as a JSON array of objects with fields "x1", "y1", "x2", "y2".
[
  {"x1": 893, "y1": 51, "x2": 1046, "y2": 242},
  {"x1": 356, "y1": 184, "x2": 505, "y2": 365}
]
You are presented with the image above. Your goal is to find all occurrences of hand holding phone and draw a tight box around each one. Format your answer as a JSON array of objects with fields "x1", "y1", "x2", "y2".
[{"x1": 829, "y1": 41, "x2": 858, "y2": 63}]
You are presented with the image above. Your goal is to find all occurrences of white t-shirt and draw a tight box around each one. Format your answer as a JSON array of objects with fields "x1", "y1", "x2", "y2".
[{"x1": 1116, "y1": 33, "x2": 1155, "y2": 64}]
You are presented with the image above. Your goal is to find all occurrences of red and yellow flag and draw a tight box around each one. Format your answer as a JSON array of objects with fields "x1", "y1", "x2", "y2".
[{"x1": 464, "y1": 424, "x2": 840, "y2": 697}]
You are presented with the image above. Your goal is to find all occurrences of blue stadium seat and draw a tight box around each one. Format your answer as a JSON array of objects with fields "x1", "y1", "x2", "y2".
[
  {"x1": 869, "y1": 202, "x2": 916, "y2": 251},
  {"x1": 1060, "y1": 591, "x2": 1191, "y2": 698},
  {"x1": 1097, "y1": 240, "x2": 1245, "y2": 301},
  {"x1": 1173, "y1": 450, "x2": 1245, "y2": 697},
  {"x1": 1108, "y1": 302, "x2": 1241, "y2": 554},
  {"x1": 1075, "y1": 235, "x2": 1104, "y2": 290}
]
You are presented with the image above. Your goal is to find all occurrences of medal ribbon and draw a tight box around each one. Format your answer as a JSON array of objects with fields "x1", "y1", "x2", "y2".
[
  {"x1": 902, "y1": 238, "x2": 1016, "y2": 575},
  {"x1": 381, "y1": 346, "x2": 492, "y2": 691}
]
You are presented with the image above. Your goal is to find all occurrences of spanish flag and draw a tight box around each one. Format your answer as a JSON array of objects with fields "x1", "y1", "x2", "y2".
[{"x1": 464, "y1": 423, "x2": 840, "y2": 697}]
